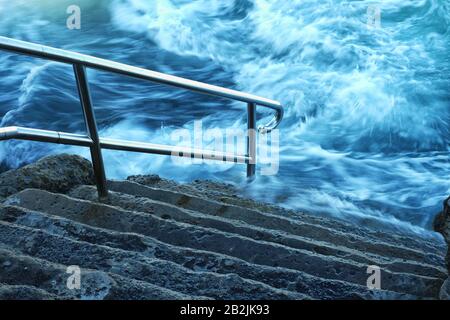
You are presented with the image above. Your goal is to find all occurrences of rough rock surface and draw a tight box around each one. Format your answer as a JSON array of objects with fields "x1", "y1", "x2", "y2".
[
  {"x1": 434, "y1": 196, "x2": 450, "y2": 299},
  {"x1": 0, "y1": 154, "x2": 94, "y2": 201},
  {"x1": 0, "y1": 154, "x2": 448, "y2": 300},
  {"x1": 0, "y1": 284, "x2": 58, "y2": 300}
]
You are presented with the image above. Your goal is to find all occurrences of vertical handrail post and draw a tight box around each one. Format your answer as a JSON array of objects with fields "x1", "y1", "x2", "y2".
[
  {"x1": 247, "y1": 102, "x2": 256, "y2": 178},
  {"x1": 73, "y1": 64, "x2": 108, "y2": 200}
]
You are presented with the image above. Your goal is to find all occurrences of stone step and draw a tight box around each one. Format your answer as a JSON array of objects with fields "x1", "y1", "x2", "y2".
[
  {"x1": 70, "y1": 185, "x2": 446, "y2": 279},
  {"x1": 112, "y1": 180, "x2": 445, "y2": 265},
  {"x1": 0, "y1": 204, "x2": 417, "y2": 300},
  {"x1": 0, "y1": 246, "x2": 205, "y2": 300},
  {"x1": 128, "y1": 175, "x2": 445, "y2": 245},
  {"x1": 4, "y1": 189, "x2": 443, "y2": 298},
  {"x1": 0, "y1": 219, "x2": 308, "y2": 300},
  {"x1": 126, "y1": 175, "x2": 240, "y2": 200},
  {"x1": 0, "y1": 284, "x2": 58, "y2": 300}
]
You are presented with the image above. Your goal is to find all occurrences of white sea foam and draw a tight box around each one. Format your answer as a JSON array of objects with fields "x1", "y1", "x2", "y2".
[{"x1": 0, "y1": 0, "x2": 448, "y2": 233}]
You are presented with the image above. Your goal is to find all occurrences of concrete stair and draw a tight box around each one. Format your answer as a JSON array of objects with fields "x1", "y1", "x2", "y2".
[
  {"x1": 0, "y1": 246, "x2": 202, "y2": 300},
  {"x1": 0, "y1": 155, "x2": 447, "y2": 300}
]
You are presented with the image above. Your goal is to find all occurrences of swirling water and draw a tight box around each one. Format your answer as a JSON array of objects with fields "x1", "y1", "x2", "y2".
[{"x1": 0, "y1": 0, "x2": 449, "y2": 234}]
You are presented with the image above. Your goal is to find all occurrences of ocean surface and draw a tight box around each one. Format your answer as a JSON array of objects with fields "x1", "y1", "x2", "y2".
[{"x1": 0, "y1": 0, "x2": 448, "y2": 234}]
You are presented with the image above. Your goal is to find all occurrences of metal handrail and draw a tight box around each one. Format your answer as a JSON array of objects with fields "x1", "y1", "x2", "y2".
[{"x1": 0, "y1": 37, "x2": 284, "y2": 199}]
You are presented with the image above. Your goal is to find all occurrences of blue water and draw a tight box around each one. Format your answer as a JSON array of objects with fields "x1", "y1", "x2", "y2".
[{"x1": 0, "y1": 0, "x2": 449, "y2": 234}]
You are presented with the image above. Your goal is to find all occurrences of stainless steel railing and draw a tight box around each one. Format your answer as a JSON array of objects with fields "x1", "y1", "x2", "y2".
[{"x1": 0, "y1": 36, "x2": 283, "y2": 199}]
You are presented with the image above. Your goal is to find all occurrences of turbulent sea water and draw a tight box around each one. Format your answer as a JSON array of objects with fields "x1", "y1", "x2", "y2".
[{"x1": 0, "y1": 0, "x2": 449, "y2": 234}]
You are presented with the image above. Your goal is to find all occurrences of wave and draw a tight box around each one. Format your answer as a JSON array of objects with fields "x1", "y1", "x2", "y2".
[{"x1": 0, "y1": 0, "x2": 449, "y2": 234}]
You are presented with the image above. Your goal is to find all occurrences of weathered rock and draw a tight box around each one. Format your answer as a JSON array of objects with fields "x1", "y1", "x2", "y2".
[
  {"x1": 0, "y1": 204, "x2": 417, "y2": 300},
  {"x1": 128, "y1": 175, "x2": 239, "y2": 199},
  {"x1": 0, "y1": 285, "x2": 58, "y2": 300},
  {"x1": 0, "y1": 154, "x2": 94, "y2": 200},
  {"x1": 0, "y1": 218, "x2": 307, "y2": 300},
  {"x1": 434, "y1": 197, "x2": 450, "y2": 247},
  {"x1": 128, "y1": 176, "x2": 446, "y2": 256},
  {"x1": 439, "y1": 278, "x2": 450, "y2": 300},
  {"x1": 0, "y1": 154, "x2": 448, "y2": 300},
  {"x1": 70, "y1": 184, "x2": 446, "y2": 279},
  {"x1": 108, "y1": 180, "x2": 445, "y2": 266},
  {"x1": 5, "y1": 189, "x2": 445, "y2": 298},
  {"x1": 434, "y1": 196, "x2": 450, "y2": 300},
  {"x1": 0, "y1": 246, "x2": 205, "y2": 300}
]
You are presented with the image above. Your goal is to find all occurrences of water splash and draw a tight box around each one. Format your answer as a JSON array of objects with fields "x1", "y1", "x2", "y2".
[{"x1": 0, "y1": 0, "x2": 449, "y2": 234}]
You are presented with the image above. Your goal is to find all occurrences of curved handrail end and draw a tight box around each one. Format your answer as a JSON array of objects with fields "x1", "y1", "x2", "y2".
[{"x1": 258, "y1": 106, "x2": 284, "y2": 133}]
